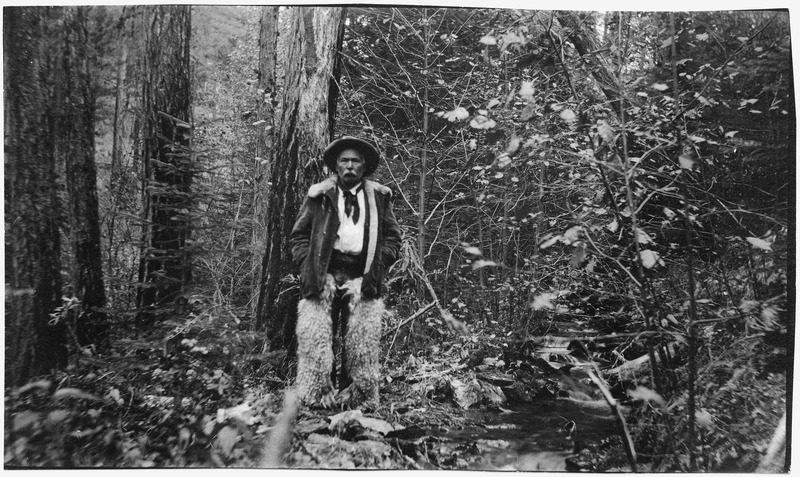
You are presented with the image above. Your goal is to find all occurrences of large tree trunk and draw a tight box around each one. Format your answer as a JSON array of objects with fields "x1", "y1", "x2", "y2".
[
  {"x1": 555, "y1": 11, "x2": 622, "y2": 116},
  {"x1": 251, "y1": 6, "x2": 280, "y2": 313},
  {"x1": 107, "y1": 6, "x2": 131, "y2": 283},
  {"x1": 57, "y1": 6, "x2": 109, "y2": 349},
  {"x1": 136, "y1": 6, "x2": 193, "y2": 322},
  {"x1": 255, "y1": 6, "x2": 346, "y2": 348},
  {"x1": 4, "y1": 7, "x2": 68, "y2": 384}
]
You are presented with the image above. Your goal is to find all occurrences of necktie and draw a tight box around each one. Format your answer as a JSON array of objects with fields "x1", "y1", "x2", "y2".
[{"x1": 343, "y1": 185, "x2": 362, "y2": 223}]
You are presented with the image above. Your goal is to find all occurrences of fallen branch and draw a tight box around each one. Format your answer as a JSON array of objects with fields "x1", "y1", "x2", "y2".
[
  {"x1": 586, "y1": 369, "x2": 638, "y2": 472},
  {"x1": 382, "y1": 301, "x2": 436, "y2": 340},
  {"x1": 408, "y1": 363, "x2": 468, "y2": 383},
  {"x1": 414, "y1": 259, "x2": 468, "y2": 336}
]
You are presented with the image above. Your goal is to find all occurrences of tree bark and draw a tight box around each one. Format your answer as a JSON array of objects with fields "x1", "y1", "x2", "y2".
[
  {"x1": 107, "y1": 6, "x2": 131, "y2": 282},
  {"x1": 252, "y1": 6, "x2": 280, "y2": 313},
  {"x1": 4, "y1": 7, "x2": 68, "y2": 384},
  {"x1": 256, "y1": 6, "x2": 346, "y2": 348},
  {"x1": 58, "y1": 6, "x2": 109, "y2": 347},
  {"x1": 136, "y1": 6, "x2": 193, "y2": 322}
]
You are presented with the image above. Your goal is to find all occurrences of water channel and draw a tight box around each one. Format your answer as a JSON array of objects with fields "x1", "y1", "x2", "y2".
[{"x1": 423, "y1": 398, "x2": 621, "y2": 470}]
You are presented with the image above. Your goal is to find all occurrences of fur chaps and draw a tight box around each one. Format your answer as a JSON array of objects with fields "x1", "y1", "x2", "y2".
[
  {"x1": 294, "y1": 297, "x2": 334, "y2": 404},
  {"x1": 294, "y1": 275, "x2": 384, "y2": 408},
  {"x1": 343, "y1": 279, "x2": 384, "y2": 407}
]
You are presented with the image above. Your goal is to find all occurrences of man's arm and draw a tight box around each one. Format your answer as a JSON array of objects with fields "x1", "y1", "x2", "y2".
[
  {"x1": 381, "y1": 193, "x2": 402, "y2": 269},
  {"x1": 290, "y1": 196, "x2": 314, "y2": 269}
]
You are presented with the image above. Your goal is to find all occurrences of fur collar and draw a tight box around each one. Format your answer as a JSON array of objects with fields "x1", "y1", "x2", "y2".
[{"x1": 307, "y1": 177, "x2": 392, "y2": 198}]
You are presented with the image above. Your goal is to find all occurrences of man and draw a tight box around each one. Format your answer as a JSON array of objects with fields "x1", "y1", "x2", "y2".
[{"x1": 290, "y1": 136, "x2": 402, "y2": 408}]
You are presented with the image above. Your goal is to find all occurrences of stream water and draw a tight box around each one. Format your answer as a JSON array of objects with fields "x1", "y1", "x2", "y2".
[{"x1": 425, "y1": 399, "x2": 620, "y2": 470}]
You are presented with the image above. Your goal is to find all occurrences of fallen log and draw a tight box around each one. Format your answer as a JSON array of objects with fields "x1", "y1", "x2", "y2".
[{"x1": 382, "y1": 301, "x2": 436, "y2": 340}]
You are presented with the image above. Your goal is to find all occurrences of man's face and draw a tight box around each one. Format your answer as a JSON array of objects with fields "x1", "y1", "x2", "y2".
[{"x1": 336, "y1": 148, "x2": 365, "y2": 189}]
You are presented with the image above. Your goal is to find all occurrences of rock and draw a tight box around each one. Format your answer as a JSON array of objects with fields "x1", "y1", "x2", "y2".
[
  {"x1": 515, "y1": 451, "x2": 568, "y2": 471},
  {"x1": 385, "y1": 425, "x2": 427, "y2": 440},
  {"x1": 328, "y1": 409, "x2": 403, "y2": 436},
  {"x1": 477, "y1": 372, "x2": 515, "y2": 387},
  {"x1": 301, "y1": 433, "x2": 395, "y2": 469},
  {"x1": 295, "y1": 417, "x2": 329, "y2": 436},
  {"x1": 451, "y1": 378, "x2": 507, "y2": 409},
  {"x1": 502, "y1": 382, "x2": 533, "y2": 404}
]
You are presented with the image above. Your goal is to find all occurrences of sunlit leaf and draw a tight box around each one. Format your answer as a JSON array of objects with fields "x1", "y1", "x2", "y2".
[
  {"x1": 562, "y1": 226, "x2": 581, "y2": 244},
  {"x1": 635, "y1": 227, "x2": 653, "y2": 245},
  {"x1": 497, "y1": 154, "x2": 511, "y2": 168},
  {"x1": 559, "y1": 109, "x2": 577, "y2": 123},
  {"x1": 739, "y1": 300, "x2": 760, "y2": 313},
  {"x1": 500, "y1": 32, "x2": 525, "y2": 48},
  {"x1": 13, "y1": 379, "x2": 52, "y2": 397},
  {"x1": 518, "y1": 81, "x2": 535, "y2": 100},
  {"x1": 107, "y1": 388, "x2": 123, "y2": 405},
  {"x1": 628, "y1": 386, "x2": 666, "y2": 407},
  {"x1": 223, "y1": 403, "x2": 256, "y2": 425},
  {"x1": 461, "y1": 243, "x2": 482, "y2": 256},
  {"x1": 467, "y1": 138, "x2": 478, "y2": 150},
  {"x1": 696, "y1": 33, "x2": 709, "y2": 41},
  {"x1": 761, "y1": 306, "x2": 779, "y2": 327},
  {"x1": 472, "y1": 259, "x2": 498, "y2": 270},
  {"x1": 13, "y1": 411, "x2": 41, "y2": 432},
  {"x1": 665, "y1": 314, "x2": 680, "y2": 326},
  {"x1": 597, "y1": 121, "x2": 615, "y2": 143},
  {"x1": 469, "y1": 115, "x2": 496, "y2": 129},
  {"x1": 539, "y1": 235, "x2": 560, "y2": 249},
  {"x1": 487, "y1": 98, "x2": 501, "y2": 108},
  {"x1": 53, "y1": 388, "x2": 100, "y2": 401},
  {"x1": 640, "y1": 250, "x2": 660, "y2": 269},
  {"x1": 479, "y1": 35, "x2": 497, "y2": 46},
  {"x1": 531, "y1": 294, "x2": 554, "y2": 311},
  {"x1": 651, "y1": 83, "x2": 669, "y2": 91},
  {"x1": 47, "y1": 410, "x2": 70, "y2": 427},
  {"x1": 506, "y1": 136, "x2": 521, "y2": 156},
  {"x1": 607, "y1": 219, "x2": 619, "y2": 233},
  {"x1": 442, "y1": 106, "x2": 470, "y2": 122},
  {"x1": 724, "y1": 130, "x2": 739, "y2": 138},
  {"x1": 695, "y1": 409, "x2": 714, "y2": 430},
  {"x1": 745, "y1": 236, "x2": 772, "y2": 251}
]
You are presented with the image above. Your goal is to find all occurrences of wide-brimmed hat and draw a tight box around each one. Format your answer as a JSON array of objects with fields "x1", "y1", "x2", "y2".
[{"x1": 322, "y1": 136, "x2": 381, "y2": 176}]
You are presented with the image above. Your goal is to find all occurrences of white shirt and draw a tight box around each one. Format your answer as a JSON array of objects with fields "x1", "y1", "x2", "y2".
[{"x1": 334, "y1": 184, "x2": 365, "y2": 254}]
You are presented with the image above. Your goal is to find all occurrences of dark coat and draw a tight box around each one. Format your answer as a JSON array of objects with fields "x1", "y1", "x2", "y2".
[{"x1": 290, "y1": 177, "x2": 402, "y2": 300}]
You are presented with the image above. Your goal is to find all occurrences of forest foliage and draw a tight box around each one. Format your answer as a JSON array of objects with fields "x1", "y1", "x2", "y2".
[{"x1": 4, "y1": 6, "x2": 793, "y2": 471}]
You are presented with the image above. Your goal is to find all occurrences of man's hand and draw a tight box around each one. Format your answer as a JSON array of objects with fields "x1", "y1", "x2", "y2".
[{"x1": 319, "y1": 390, "x2": 337, "y2": 409}]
